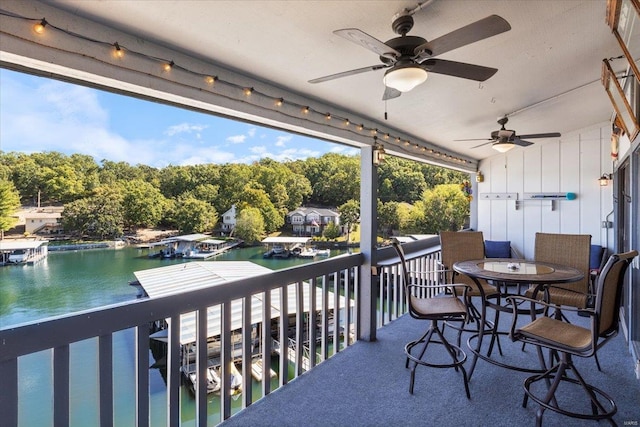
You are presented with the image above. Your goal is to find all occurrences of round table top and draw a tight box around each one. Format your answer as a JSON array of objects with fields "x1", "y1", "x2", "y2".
[{"x1": 453, "y1": 258, "x2": 584, "y2": 284}]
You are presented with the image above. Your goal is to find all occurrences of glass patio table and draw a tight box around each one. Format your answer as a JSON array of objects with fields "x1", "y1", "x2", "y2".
[{"x1": 453, "y1": 259, "x2": 584, "y2": 375}]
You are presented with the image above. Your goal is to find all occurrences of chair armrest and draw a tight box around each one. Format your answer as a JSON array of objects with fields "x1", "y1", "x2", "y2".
[
  {"x1": 407, "y1": 283, "x2": 471, "y2": 298},
  {"x1": 506, "y1": 295, "x2": 596, "y2": 341}
]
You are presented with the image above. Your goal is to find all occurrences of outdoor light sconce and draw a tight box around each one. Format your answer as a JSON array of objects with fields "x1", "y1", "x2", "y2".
[
  {"x1": 476, "y1": 171, "x2": 484, "y2": 183},
  {"x1": 372, "y1": 141, "x2": 386, "y2": 166},
  {"x1": 599, "y1": 174, "x2": 613, "y2": 187}
]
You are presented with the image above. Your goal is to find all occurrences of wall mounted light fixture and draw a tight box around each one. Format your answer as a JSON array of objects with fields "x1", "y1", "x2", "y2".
[
  {"x1": 372, "y1": 138, "x2": 386, "y2": 166},
  {"x1": 476, "y1": 171, "x2": 484, "y2": 183},
  {"x1": 599, "y1": 173, "x2": 612, "y2": 186}
]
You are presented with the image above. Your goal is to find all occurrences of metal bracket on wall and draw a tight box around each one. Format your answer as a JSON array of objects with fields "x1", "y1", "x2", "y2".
[{"x1": 479, "y1": 193, "x2": 519, "y2": 209}]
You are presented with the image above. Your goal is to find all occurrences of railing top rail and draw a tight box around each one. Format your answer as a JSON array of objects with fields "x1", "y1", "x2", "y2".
[
  {"x1": 0, "y1": 253, "x2": 363, "y2": 361},
  {"x1": 375, "y1": 236, "x2": 441, "y2": 266}
]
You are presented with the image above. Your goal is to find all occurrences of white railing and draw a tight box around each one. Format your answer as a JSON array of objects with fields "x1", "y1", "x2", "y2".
[{"x1": 0, "y1": 238, "x2": 442, "y2": 427}]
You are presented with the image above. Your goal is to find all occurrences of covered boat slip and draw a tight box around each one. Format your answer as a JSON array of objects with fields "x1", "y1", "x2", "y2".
[
  {"x1": 0, "y1": 240, "x2": 48, "y2": 265},
  {"x1": 134, "y1": 261, "x2": 353, "y2": 346}
]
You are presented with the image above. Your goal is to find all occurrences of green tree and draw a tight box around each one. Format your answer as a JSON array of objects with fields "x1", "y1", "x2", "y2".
[
  {"x1": 169, "y1": 195, "x2": 218, "y2": 234},
  {"x1": 61, "y1": 186, "x2": 124, "y2": 239},
  {"x1": 338, "y1": 199, "x2": 360, "y2": 243},
  {"x1": 322, "y1": 220, "x2": 341, "y2": 240},
  {"x1": 416, "y1": 184, "x2": 469, "y2": 233},
  {"x1": 237, "y1": 184, "x2": 284, "y2": 233},
  {"x1": 302, "y1": 153, "x2": 360, "y2": 206},
  {"x1": 0, "y1": 179, "x2": 21, "y2": 239},
  {"x1": 378, "y1": 157, "x2": 427, "y2": 203},
  {"x1": 122, "y1": 180, "x2": 168, "y2": 229},
  {"x1": 234, "y1": 207, "x2": 265, "y2": 244},
  {"x1": 377, "y1": 200, "x2": 399, "y2": 238}
]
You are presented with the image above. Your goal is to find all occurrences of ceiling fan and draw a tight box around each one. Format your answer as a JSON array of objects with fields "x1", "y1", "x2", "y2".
[
  {"x1": 308, "y1": 12, "x2": 511, "y2": 100},
  {"x1": 457, "y1": 116, "x2": 562, "y2": 152}
]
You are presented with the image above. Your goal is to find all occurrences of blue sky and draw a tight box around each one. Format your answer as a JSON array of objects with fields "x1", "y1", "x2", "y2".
[{"x1": 0, "y1": 69, "x2": 357, "y2": 168}]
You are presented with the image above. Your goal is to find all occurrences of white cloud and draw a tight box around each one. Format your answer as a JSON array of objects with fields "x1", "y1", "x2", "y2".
[
  {"x1": 250, "y1": 145, "x2": 268, "y2": 154},
  {"x1": 165, "y1": 123, "x2": 208, "y2": 137},
  {"x1": 247, "y1": 127, "x2": 256, "y2": 137},
  {"x1": 227, "y1": 134, "x2": 246, "y2": 144},
  {"x1": 275, "y1": 135, "x2": 292, "y2": 147}
]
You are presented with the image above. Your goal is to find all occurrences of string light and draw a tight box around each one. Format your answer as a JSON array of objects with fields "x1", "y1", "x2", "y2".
[
  {"x1": 163, "y1": 60, "x2": 174, "y2": 72},
  {"x1": 33, "y1": 18, "x2": 47, "y2": 34},
  {"x1": 0, "y1": 10, "x2": 475, "y2": 169},
  {"x1": 113, "y1": 42, "x2": 124, "y2": 59}
]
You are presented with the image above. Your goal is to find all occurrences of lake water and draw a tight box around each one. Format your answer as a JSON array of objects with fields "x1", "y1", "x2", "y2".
[{"x1": 0, "y1": 245, "x2": 346, "y2": 426}]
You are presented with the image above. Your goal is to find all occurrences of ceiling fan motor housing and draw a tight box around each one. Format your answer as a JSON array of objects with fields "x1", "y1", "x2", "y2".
[
  {"x1": 380, "y1": 36, "x2": 427, "y2": 64},
  {"x1": 392, "y1": 13, "x2": 414, "y2": 35}
]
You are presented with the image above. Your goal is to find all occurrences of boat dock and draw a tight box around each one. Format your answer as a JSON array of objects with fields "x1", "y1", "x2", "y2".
[
  {"x1": 133, "y1": 260, "x2": 351, "y2": 391},
  {"x1": 0, "y1": 240, "x2": 48, "y2": 266}
]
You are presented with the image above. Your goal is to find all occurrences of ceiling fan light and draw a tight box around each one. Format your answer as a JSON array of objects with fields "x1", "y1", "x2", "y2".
[
  {"x1": 383, "y1": 66, "x2": 428, "y2": 92},
  {"x1": 492, "y1": 141, "x2": 515, "y2": 153}
]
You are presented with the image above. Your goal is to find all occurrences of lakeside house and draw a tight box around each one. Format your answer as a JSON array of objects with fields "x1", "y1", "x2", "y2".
[
  {"x1": 24, "y1": 211, "x2": 63, "y2": 235},
  {"x1": 286, "y1": 207, "x2": 340, "y2": 236},
  {"x1": 220, "y1": 204, "x2": 237, "y2": 234}
]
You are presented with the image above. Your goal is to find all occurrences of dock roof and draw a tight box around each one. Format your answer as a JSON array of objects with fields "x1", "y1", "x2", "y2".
[
  {"x1": 261, "y1": 237, "x2": 311, "y2": 244},
  {"x1": 0, "y1": 240, "x2": 48, "y2": 251},
  {"x1": 134, "y1": 261, "x2": 349, "y2": 344}
]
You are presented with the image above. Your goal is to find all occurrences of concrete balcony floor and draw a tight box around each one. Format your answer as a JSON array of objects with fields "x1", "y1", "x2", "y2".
[{"x1": 222, "y1": 307, "x2": 640, "y2": 426}]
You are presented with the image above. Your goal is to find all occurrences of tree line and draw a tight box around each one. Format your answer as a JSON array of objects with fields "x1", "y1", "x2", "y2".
[{"x1": 0, "y1": 151, "x2": 470, "y2": 242}]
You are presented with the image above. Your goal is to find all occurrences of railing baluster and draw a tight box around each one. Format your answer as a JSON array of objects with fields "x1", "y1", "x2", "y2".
[
  {"x1": 167, "y1": 315, "x2": 181, "y2": 427},
  {"x1": 320, "y1": 274, "x2": 328, "y2": 361},
  {"x1": 196, "y1": 308, "x2": 208, "y2": 427},
  {"x1": 261, "y1": 290, "x2": 271, "y2": 397},
  {"x1": 333, "y1": 271, "x2": 340, "y2": 353},
  {"x1": 135, "y1": 325, "x2": 149, "y2": 427},
  {"x1": 309, "y1": 277, "x2": 318, "y2": 368},
  {"x1": 0, "y1": 358, "x2": 18, "y2": 427},
  {"x1": 279, "y1": 285, "x2": 289, "y2": 387},
  {"x1": 220, "y1": 301, "x2": 232, "y2": 420},
  {"x1": 53, "y1": 345, "x2": 70, "y2": 427},
  {"x1": 241, "y1": 295, "x2": 252, "y2": 408},
  {"x1": 295, "y1": 280, "x2": 304, "y2": 376},
  {"x1": 99, "y1": 334, "x2": 113, "y2": 427}
]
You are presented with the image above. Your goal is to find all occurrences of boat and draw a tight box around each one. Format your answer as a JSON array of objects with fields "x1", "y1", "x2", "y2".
[
  {"x1": 251, "y1": 359, "x2": 277, "y2": 380},
  {"x1": 316, "y1": 249, "x2": 330, "y2": 257},
  {"x1": 297, "y1": 247, "x2": 318, "y2": 258}
]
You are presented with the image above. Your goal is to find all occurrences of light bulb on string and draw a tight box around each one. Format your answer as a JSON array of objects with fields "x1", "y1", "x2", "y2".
[
  {"x1": 163, "y1": 61, "x2": 174, "y2": 72},
  {"x1": 204, "y1": 75, "x2": 216, "y2": 85},
  {"x1": 113, "y1": 42, "x2": 124, "y2": 59},
  {"x1": 33, "y1": 18, "x2": 47, "y2": 34},
  {"x1": 244, "y1": 87, "x2": 253, "y2": 96}
]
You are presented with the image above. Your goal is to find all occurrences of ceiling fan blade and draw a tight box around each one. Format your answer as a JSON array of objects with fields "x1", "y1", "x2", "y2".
[
  {"x1": 414, "y1": 15, "x2": 511, "y2": 59},
  {"x1": 512, "y1": 138, "x2": 534, "y2": 147},
  {"x1": 309, "y1": 64, "x2": 389, "y2": 84},
  {"x1": 382, "y1": 86, "x2": 401, "y2": 100},
  {"x1": 471, "y1": 141, "x2": 495, "y2": 149},
  {"x1": 517, "y1": 132, "x2": 561, "y2": 139},
  {"x1": 454, "y1": 138, "x2": 492, "y2": 142},
  {"x1": 421, "y1": 59, "x2": 498, "y2": 82},
  {"x1": 334, "y1": 28, "x2": 400, "y2": 59}
]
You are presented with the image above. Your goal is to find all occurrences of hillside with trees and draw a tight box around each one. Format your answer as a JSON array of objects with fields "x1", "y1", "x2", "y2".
[{"x1": 0, "y1": 151, "x2": 470, "y2": 241}]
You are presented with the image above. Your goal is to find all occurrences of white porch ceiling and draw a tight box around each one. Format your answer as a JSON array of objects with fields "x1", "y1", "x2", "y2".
[{"x1": 2, "y1": 1, "x2": 624, "y2": 165}]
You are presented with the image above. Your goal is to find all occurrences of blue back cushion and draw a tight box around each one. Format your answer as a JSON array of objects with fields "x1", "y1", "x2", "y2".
[
  {"x1": 485, "y1": 241, "x2": 511, "y2": 258},
  {"x1": 590, "y1": 244, "x2": 603, "y2": 269}
]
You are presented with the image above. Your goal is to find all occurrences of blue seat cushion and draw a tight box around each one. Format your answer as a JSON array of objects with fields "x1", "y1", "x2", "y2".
[
  {"x1": 485, "y1": 241, "x2": 511, "y2": 258},
  {"x1": 590, "y1": 244, "x2": 604, "y2": 270}
]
